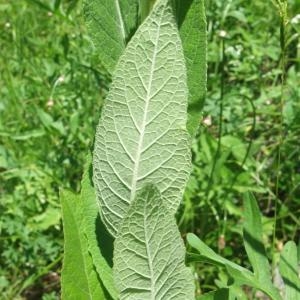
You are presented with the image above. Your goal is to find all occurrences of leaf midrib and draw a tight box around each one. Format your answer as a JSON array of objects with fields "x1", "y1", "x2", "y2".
[
  {"x1": 143, "y1": 190, "x2": 156, "y2": 300},
  {"x1": 129, "y1": 6, "x2": 164, "y2": 203},
  {"x1": 114, "y1": 0, "x2": 126, "y2": 44}
]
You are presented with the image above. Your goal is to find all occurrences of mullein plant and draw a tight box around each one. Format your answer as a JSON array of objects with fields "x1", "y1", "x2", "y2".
[{"x1": 61, "y1": 0, "x2": 299, "y2": 299}]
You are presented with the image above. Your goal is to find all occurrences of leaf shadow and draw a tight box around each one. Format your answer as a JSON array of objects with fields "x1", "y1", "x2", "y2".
[
  {"x1": 280, "y1": 255, "x2": 300, "y2": 294},
  {"x1": 243, "y1": 229, "x2": 268, "y2": 261},
  {"x1": 95, "y1": 213, "x2": 114, "y2": 268},
  {"x1": 175, "y1": 0, "x2": 193, "y2": 29},
  {"x1": 88, "y1": 162, "x2": 114, "y2": 268}
]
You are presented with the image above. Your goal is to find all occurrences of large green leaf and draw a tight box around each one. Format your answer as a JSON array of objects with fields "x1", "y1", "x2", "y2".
[
  {"x1": 177, "y1": 0, "x2": 207, "y2": 136},
  {"x1": 61, "y1": 190, "x2": 105, "y2": 300},
  {"x1": 93, "y1": 0, "x2": 191, "y2": 236},
  {"x1": 114, "y1": 185, "x2": 195, "y2": 299},
  {"x1": 84, "y1": 0, "x2": 139, "y2": 73},
  {"x1": 81, "y1": 157, "x2": 118, "y2": 299},
  {"x1": 279, "y1": 241, "x2": 300, "y2": 300}
]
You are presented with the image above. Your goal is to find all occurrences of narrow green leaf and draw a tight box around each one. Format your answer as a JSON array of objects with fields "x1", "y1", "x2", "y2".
[
  {"x1": 243, "y1": 193, "x2": 272, "y2": 282},
  {"x1": 114, "y1": 185, "x2": 195, "y2": 299},
  {"x1": 187, "y1": 233, "x2": 281, "y2": 300},
  {"x1": 187, "y1": 233, "x2": 255, "y2": 286},
  {"x1": 81, "y1": 156, "x2": 118, "y2": 299},
  {"x1": 279, "y1": 241, "x2": 300, "y2": 300},
  {"x1": 61, "y1": 190, "x2": 105, "y2": 300},
  {"x1": 84, "y1": 0, "x2": 139, "y2": 73},
  {"x1": 176, "y1": 0, "x2": 207, "y2": 136},
  {"x1": 93, "y1": 0, "x2": 191, "y2": 236}
]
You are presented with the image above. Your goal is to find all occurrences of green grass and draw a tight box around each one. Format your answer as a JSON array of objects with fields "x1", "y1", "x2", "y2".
[{"x1": 0, "y1": 0, "x2": 299, "y2": 298}]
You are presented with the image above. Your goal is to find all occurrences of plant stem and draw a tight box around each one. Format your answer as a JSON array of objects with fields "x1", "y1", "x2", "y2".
[{"x1": 272, "y1": 0, "x2": 287, "y2": 273}]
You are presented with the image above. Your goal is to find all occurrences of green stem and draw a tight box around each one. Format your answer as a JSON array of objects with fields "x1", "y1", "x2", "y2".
[{"x1": 272, "y1": 0, "x2": 287, "y2": 273}]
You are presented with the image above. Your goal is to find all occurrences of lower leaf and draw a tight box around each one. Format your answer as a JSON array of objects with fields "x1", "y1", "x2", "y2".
[
  {"x1": 114, "y1": 184, "x2": 195, "y2": 299},
  {"x1": 61, "y1": 190, "x2": 105, "y2": 299}
]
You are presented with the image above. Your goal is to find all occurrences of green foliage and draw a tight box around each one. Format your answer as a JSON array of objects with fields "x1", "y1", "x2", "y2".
[
  {"x1": 0, "y1": 0, "x2": 105, "y2": 297},
  {"x1": 187, "y1": 193, "x2": 283, "y2": 299},
  {"x1": 1, "y1": 0, "x2": 299, "y2": 298},
  {"x1": 114, "y1": 185, "x2": 195, "y2": 299},
  {"x1": 93, "y1": 0, "x2": 191, "y2": 236},
  {"x1": 60, "y1": 190, "x2": 106, "y2": 299},
  {"x1": 176, "y1": 0, "x2": 207, "y2": 135},
  {"x1": 84, "y1": 0, "x2": 139, "y2": 73},
  {"x1": 243, "y1": 193, "x2": 274, "y2": 289},
  {"x1": 80, "y1": 157, "x2": 117, "y2": 299},
  {"x1": 279, "y1": 241, "x2": 300, "y2": 300}
]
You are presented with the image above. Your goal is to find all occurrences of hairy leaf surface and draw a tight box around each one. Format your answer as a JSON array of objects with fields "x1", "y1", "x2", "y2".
[
  {"x1": 93, "y1": 0, "x2": 191, "y2": 236},
  {"x1": 84, "y1": 0, "x2": 139, "y2": 73},
  {"x1": 61, "y1": 190, "x2": 105, "y2": 299},
  {"x1": 114, "y1": 185, "x2": 195, "y2": 300}
]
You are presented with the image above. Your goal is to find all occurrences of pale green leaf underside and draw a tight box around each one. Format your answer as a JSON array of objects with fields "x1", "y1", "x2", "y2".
[
  {"x1": 114, "y1": 185, "x2": 195, "y2": 300},
  {"x1": 61, "y1": 190, "x2": 105, "y2": 300},
  {"x1": 93, "y1": 0, "x2": 191, "y2": 236},
  {"x1": 84, "y1": 0, "x2": 139, "y2": 73}
]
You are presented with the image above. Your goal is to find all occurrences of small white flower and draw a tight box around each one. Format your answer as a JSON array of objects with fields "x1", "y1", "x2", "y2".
[
  {"x1": 219, "y1": 30, "x2": 227, "y2": 38},
  {"x1": 47, "y1": 11, "x2": 53, "y2": 17},
  {"x1": 291, "y1": 14, "x2": 300, "y2": 24},
  {"x1": 57, "y1": 75, "x2": 65, "y2": 83},
  {"x1": 5, "y1": 22, "x2": 11, "y2": 28},
  {"x1": 47, "y1": 98, "x2": 54, "y2": 108},
  {"x1": 203, "y1": 116, "x2": 212, "y2": 126}
]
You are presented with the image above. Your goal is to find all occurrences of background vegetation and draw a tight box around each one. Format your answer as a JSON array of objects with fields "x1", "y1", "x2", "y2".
[{"x1": 0, "y1": 0, "x2": 299, "y2": 299}]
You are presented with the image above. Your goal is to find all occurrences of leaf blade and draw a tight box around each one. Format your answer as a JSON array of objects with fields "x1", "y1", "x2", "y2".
[
  {"x1": 81, "y1": 157, "x2": 118, "y2": 299},
  {"x1": 243, "y1": 193, "x2": 271, "y2": 282},
  {"x1": 114, "y1": 185, "x2": 195, "y2": 299},
  {"x1": 84, "y1": 0, "x2": 139, "y2": 73},
  {"x1": 93, "y1": 0, "x2": 191, "y2": 236},
  {"x1": 279, "y1": 241, "x2": 300, "y2": 300},
  {"x1": 177, "y1": 0, "x2": 207, "y2": 136},
  {"x1": 61, "y1": 190, "x2": 105, "y2": 300},
  {"x1": 187, "y1": 233, "x2": 281, "y2": 300}
]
